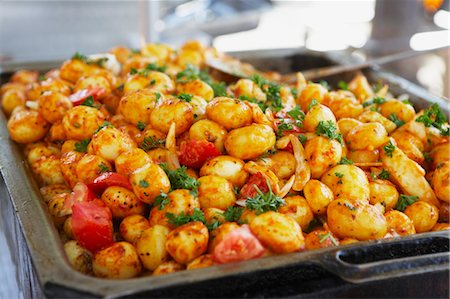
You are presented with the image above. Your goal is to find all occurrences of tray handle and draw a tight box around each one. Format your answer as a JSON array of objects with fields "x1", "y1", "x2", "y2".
[{"x1": 318, "y1": 233, "x2": 450, "y2": 283}]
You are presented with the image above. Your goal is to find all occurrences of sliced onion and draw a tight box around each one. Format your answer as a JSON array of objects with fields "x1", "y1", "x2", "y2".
[
  {"x1": 25, "y1": 100, "x2": 38, "y2": 110},
  {"x1": 244, "y1": 101, "x2": 271, "y2": 126},
  {"x1": 296, "y1": 72, "x2": 307, "y2": 92},
  {"x1": 166, "y1": 151, "x2": 180, "y2": 170},
  {"x1": 166, "y1": 122, "x2": 177, "y2": 154},
  {"x1": 244, "y1": 161, "x2": 280, "y2": 195},
  {"x1": 236, "y1": 199, "x2": 247, "y2": 207},
  {"x1": 289, "y1": 134, "x2": 310, "y2": 191},
  {"x1": 278, "y1": 175, "x2": 295, "y2": 198}
]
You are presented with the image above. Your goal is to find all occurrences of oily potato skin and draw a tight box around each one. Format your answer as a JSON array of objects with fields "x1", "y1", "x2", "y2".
[
  {"x1": 297, "y1": 83, "x2": 328, "y2": 112},
  {"x1": 150, "y1": 99, "x2": 194, "y2": 136},
  {"x1": 187, "y1": 254, "x2": 215, "y2": 270},
  {"x1": 115, "y1": 148, "x2": 152, "y2": 177},
  {"x1": 206, "y1": 97, "x2": 253, "y2": 130},
  {"x1": 369, "y1": 180, "x2": 399, "y2": 210},
  {"x1": 225, "y1": 124, "x2": 276, "y2": 160},
  {"x1": 75, "y1": 154, "x2": 111, "y2": 184},
  {"x1": 404, "y1": 201, "x2": 439, "y2": 233},
  {"x1": 60, "y1": 151, "x2": 84, "y2": 187},
  {"x1": 346, "y1": 123, "x2": 388, "y2": 151},
  {"x1": 176, "y1": 79, "x2": 214, "y2": 102},
  {"x1": 64, "y1": 240, "x2": 93, "y2": 275},
  {"x1": 197, "y1": 175, "x2": 236, "y2": 210},
  {"x1": 165, "y1": 221, "x2": 209, "y2": 264},
  {"x1": 1, "y1": 88, "x2": 26, "y2": 116},
  {"x1": 303, "y1": 179, "x2": 334, "y2": 214},
  {"x1": 93, "y1": 242, "x2": 142, "y2": 279},
  {"x1": 62, "y1": 106, "x2": 106, "y2": 140},
  {"x1": 303, "y1": 104, "x2": 336, "y2": 133},
  {"x1": 189, "y1": 119, "x2": 227, "y2": 153},
  {"x1": 327, "y1": 198, "x2": 387, "y2": 240},
  {"x1": 200, "y1": 156, "x2": 248, "y2": 187},
  {"x1": 90, "y1": 127, "x2": 136, "y2": 162},
  {"x1": 384, "y1": 210, "x2": 416, "y2": 236},
  {"x1": 304, "y1": 137, "x2": 342, "y2": 179},
  {"x1": 379, "y1": 100, "x2": 415, "y2": 123},
  {"x1": 321, "y1": 165, "x2": 370, "y2": 201},
  {"x1": 118, "y1": 89, "x2": 158, "y2": 125},
  {"x1": 278, "y1": 196, "x2": 314, "y2": 231},
  {"x1": 7, "y1": 109, "x2": 50, "y2": 144},
  {"x1": 152, "y1": 261, "x2": 185, "y2": 276},
  {"x1": 130, "y1": 163, "x2": 170, "y2": 204},
  {"x1": 305, "y1": 229, "x2": 339, "y2": 250},
  {"x1": 136, "y1": 225, "x2": 171, "y2": 271},
  {"x1": 120, "y1": 215, "x2": 151, "y2": 244},
  {"x1": 432, "y1": 162, "x2": 450, "y2": 203},
  {"x1": 101, "y1": 186, "x2": 146, "y2": 219}
]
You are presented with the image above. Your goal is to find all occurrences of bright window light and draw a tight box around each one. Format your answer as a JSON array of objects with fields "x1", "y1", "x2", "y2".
[{"x1": 409, "y1": 30, "x2": 450, "y2": 51}]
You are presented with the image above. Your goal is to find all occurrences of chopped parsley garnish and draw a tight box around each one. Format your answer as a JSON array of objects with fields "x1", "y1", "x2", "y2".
[
  {"x1": 362, "y1": 96, "x2": 386, "y2": 108},
  {"x1": 177, "y1": 93, "x2": 193, "y2": 102},
  {"x1": 98, "y1": 162, "x2": 110, "y2": 173},
  {"x1": 72, "y1": 52, "x2": 89, "y2": 62},
  {"x1": 160, "y1": 164, "x2": 199, "y2": 195},
  {"x1": 319, "y1": 80, "x2": 330, "y2": 90},
  {"x1": 139, "y1": 179, "x2": 149, "y2": 188},
  {"x1": 136, "y1": 121, "x2": 146, "y2": 131},
  {"x1": 245, "y1": 181, "x2": 285, "y2": 215},
  {"x1": 344, "y1": 202, "x2": 356, "y2": 211},
  {"x1": 339, "y1": 157, "x2": 353, "y2": 165},
  {"x1": 402, "y1": 99, "x2": 413, "y2": 106},
  {"x1": 38, "y1": 75, "x2": 46, "y2": 82},
  {"x1": 176, "y1": 64, "x2": 211, "y2": 83},
  {"x1": 337, "y1": 80, "x2": 349, "y2": 90},
  {"x1": 308, "y1": 99, "x2": 319, "y2": 111},
  {"x1": 239, "y1": 95, "x2": 268, "y2": 111},
  {"x1": 298, "y1": 134, "x2": 307, "y2": 145},
  {"x1": 378, "y1": 169, "x2": 390, "y2": 180},
  {"x1": 383, "y1": 141, "x2": 395, "y2": 157},
  {"x1": 154, "y1": 92, "x2": 161, "y2": 101},
  {"x1": 145, "y1": 63, "x2": 167, "y2": 73},
  {"x1": 287, "y1": 106, "x2": 305, "y2": 121},
  {"x1": 415, "y1": 103, "x2": 448, "y2": 136},
  {"x1": 206, "y1": 221, "x2": 221, "y2": 231},
  {"x1": 129, "y1": 67, "x2": 138, "y2": 75},
  {"x1": 423, "y1": 152, "x2": 433, "y2": 163},
  {"x1": 94, "y1": 122, "x2": 113, "y2": 134},
  {"x1": 74, "y1": 139, "x2": 90, "y2": 153},
  {"x1": 140, "y1": 136, "x2": 165, "y2": 151},
  {"x1": 223, "y1": 206, "x2": 244, "y2": 223},
  {"x1": 80, "y1": 96, "x2": 95, "y2": 107},
  {"x1": 395, "y1": 194, "x2": 419, "y2": 212},
  {"x1": 277, "y1": 121, "x2": 294, "y2": 137},
  {"x1": 315, "y1": 120, "x2": 343, "y2": 143},
  {"x1": 370, "y1": 172, "x2": 377, "y2": 180},
  {"x1": 318, "y1": 232, "x2": 339, "y2": 246},
  {"x1": 388, "y1": 113, "x2": 405, "y2": 127},
  {"x1": 291, "y1": 87, "x2": 299, "y2": 98},
  {"x1": 335, "y1": 172, "x2": 344, "y2": 179},
  {"x1": 250, "y1": 74, "x2": 283, "y2": 112},
  {"x1": 210, "y1": 82, "x2": 228, "y2": 97},
  {"x1": 71, "y1": 52, "x2": 108, "y2": 67},
  {"x1": 154, "y1": 192, "x2": 169, "y2": 210},
  {"x1": 166, "y1": 208, "x2": 205, "y2": 227}
]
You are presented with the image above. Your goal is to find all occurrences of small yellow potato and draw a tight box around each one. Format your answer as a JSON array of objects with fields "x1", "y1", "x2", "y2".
[
  {"x1": 101, "y1": 186, "x2": 146, "y2": 219},
  {"x1": 123, "y1": 73, "x2": 155, "y2": 94},
  {"x1": 136, "y1": 225, "x2": 171, "y2": 271},
  {"x1": 75, "y1": 75, "x2": 112, "y2": 98},
  {"x1": 321, "y1": 165, "x2": 370, "y2": 201},
  {"x1": 109, "y1": 46, "x2": 132, "y2": 64},
  {"x1": 346, "y1": 123, "x2": 388, "y2": 151},
  {"x1": 347, "y1": 149, "x2": 380, "y2": 164},
  {"x1": 121, "y1": 55, "x2": 157, "y2": 76},
  {"x1": 147, "y1": 148, "x2": 171, "y2": 164},
  {"x1": 224, "y1": 124, "x2": 276, "y2": 160},
  {"x1": 358, "y1": 110, "x2": 396, "y2": 133},
  {"x1": 430, "y1": 143, "x2": 450, "y2": 170},
  {"x1": 369, "y1": 180, "x2": 399, "y2": 210},
  {"x1": 130, "y1": 163, "x2": 170, "y2": 204},
  {"x1": 30, "y1": 154, "x2": 65, "y2": 186},
  {"x1": 48, "y1": 193, "x2": 69, "y2": 227},
  {"x1": 189, "y1": 95, "x2": 208, "y2": 121},
  {"x1": 208, "y1": 222, "x2": 240, "y2": 253},
  {"x1": 379, "y1": 100, "x2": 415, "y2": 123},
  {"x1": 232, "y1": 78, "x2": 266, "y2": 102},
  {"x1": 63, "y1": 216, "x2": 73, "y2": 239},
  {"x1": 7, "y1": 108, "x2": 50, "y2": 144},
  {"x1": 60, "y1": 151, "x2": 83, "y2": 187},
  {"x1": 120, "y1": 215, "x2": 151, "y2": 244},
  {"x1": 327, "y1": 198, "x2": 387, "y2": 240},
  {"x1": 62, "y1": 106, "x2": 106, "y2": 140},
  {"x1": 432, "y1": 223, "x2": 450, "y2": 231},
  {"x1": 90, "y1": 127, "x2": 136, "y2": 162},
  {"x1": 165, "y1": 221, "x2": 209, "y2": 264},
  {"x1": 381, "y1": 141, "x2": 439, "y2": 206},
  {"x1": 60, "y1": 58, "x2": 93, "y2": 83},
  {"x1": 206, "y1": 97, "x2": 253, "y2": 130},
  {"x1": 404, "y1": 201, "x2": 439, "y2": 233},
  {"x1": 348, "y1": 73, "x2": 374, "y2": 101},
  {"x1": 384, "y1": 210, "x2": 416, "y2": 236},
  {"x1": 326, "y1": 91, "x2": 364, "y2": 119},
  {"x1": 187, "y1": 254, "x2": 215, "y2": 270},
  {"x1": 250, "y1": 211, "x2": 305, "y2": 253},
  {"x1": 11, "y1": 70, "x2": 38, "y2": 85},
  {"x1": 197, "y1": 175, "x2": 236, "y2": 210},
  {"x1": 189, "y1": 119, "x2": 227, "y2": 153},
  {"x1": 296, "y1": 83, "x2": 328, "y2": 112},
  {"x1": 303, "y1": 104, "x2": 336, "y2": 132},
  {"x1": 305, "y1": 229, "x2": 339, "y2": 250},
  {"x1": 1, "y1": 82, "x2": 26, "y2": 96},
  {"x1": 93, "y1": 242, "x2": 142, "y2": 279},
  {"x1": 177, "y1": 79, "x2": 214, "y2": 102},
  {"x1": 200, "y1": 156, "x2": 248, "y2": 187},
  {"x1": 27, "y1": 142, "x2": 60, "y2": 164},
  {"x1": 149, "y1": 189, "x2": 200, "y2": 228},
  {"x1": 76, "y1": 154, "x2": 112, "y2": 184},
  {"x1": 138, "y1": 127, "x2": 166, "y2": 148},
  {"x1": 1, "y1": 88, "x2": 26, "y2": 115},
  {"x1": 257, "y1": 151, "x2": 296, "y2": 180},
  {"x1": 64, "y1": 240, "x2": 93, "y2": 275},
  {"x1": 128, "y1": 71, "x2": 174, "y2": 94},
  {"x1": 152, "y1": 261, "x2": 185, "y2": 276},
  {"x1": 142, "y1": 43, "x2": 173, "y2": 62},
  {"x1": 305, "y1": 136, "x2": 342, "y2": 179},
  {"x1": 391, "y1": 130, "x2": 424, "y2": 164},
  {"x1": 337, "y1": 118, "x2": 363, "y2": 138},
  {"x1": 40, "y1": 184, "x2": 71, "y2": 204},
  {"x1": 150, "y1": 99, "x2": 194, "y2": 136},
  {"x1": 49, "y1": 121, "x2": 67, "y2": 141},
  {"x1": 61, "y1": 140, "x2": 79, "y2": 153},
  {"x1": 203, "y1": 208, "x2": 226, "y2": 225},
  {"x1": 278, "y1": 196, "x2": 314, "y2": 231},
  {"x1": 117, "y1": 89, "x2": 158, "y2": 125},
  {"x1": 115, "y1": 148, "x2": 152, "y2": 177},
  {"x1": 431, "y1": 162, "x2": 450, "y2": 203},
  {"x1": 176, "y1": 49, "x2": 203, "y2": 68},
  {"x1": 303, "y1": 179, "x2": 334, "y2": 214}
]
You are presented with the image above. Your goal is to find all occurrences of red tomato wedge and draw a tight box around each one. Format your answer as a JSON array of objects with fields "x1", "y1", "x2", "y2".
[
  {"x1": 213, "y1": 225, "x2": 265, "y2": 264},
  {"x1": 69, "y1": 87, "x2": 105, "y2": 106},
  {"x1": 178, "y1": 139, "x2": 221, "y2": 169},
  {"x1": 239, "y1": 172, "x2": 269, "y2": 200},
  {"x1": 87, "y1": 172, "x2": 133, "y2": 195},
  {"x1": 72, "y1": 199, "x2": 114, "y2": 253},
  {"x1": 61, "y1": 182, "x2": 96, "y2": 216}
]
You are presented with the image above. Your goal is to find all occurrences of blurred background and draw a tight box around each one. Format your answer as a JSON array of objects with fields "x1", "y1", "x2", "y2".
[{"x1": 0, "y1": 0, "x2": 449, "y2": 97}]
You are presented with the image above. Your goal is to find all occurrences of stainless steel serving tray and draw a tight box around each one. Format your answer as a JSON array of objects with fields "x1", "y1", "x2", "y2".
[{"x1": 0, "y1": 49, "x2": 449, "y2": 298}]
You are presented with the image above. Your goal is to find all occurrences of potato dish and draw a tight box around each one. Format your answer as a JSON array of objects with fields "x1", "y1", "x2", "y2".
[{"x1": 1, "y1": 41, "x2": 449, "y2": 279}]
